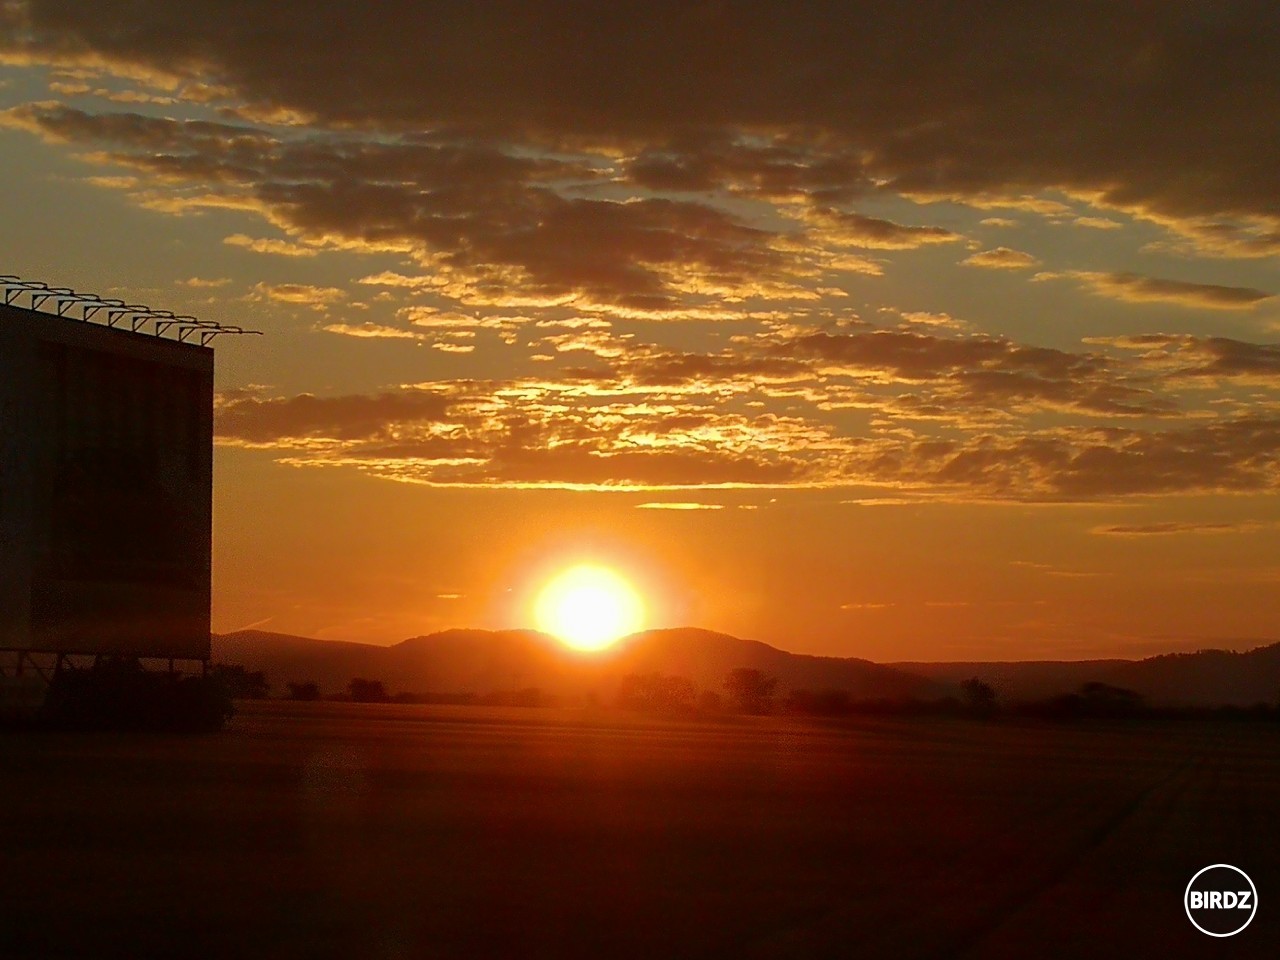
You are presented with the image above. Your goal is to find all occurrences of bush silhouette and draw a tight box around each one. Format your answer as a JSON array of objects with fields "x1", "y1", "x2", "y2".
[
  {"x1": 347, "y1": 678, "x2": 390, "y2": 703},
  {"x1": 287, "y1": 681, "x2": 321, "y2": 701},
  {"x1": 785, "y1": 688, "x2": 853, "y2": 716},
  {"x1": 616, "y1": 672, "x2": 697, "y2": 713},
  {"x1": 211, "y1": 663, "x2": 270, "y2": 700}
]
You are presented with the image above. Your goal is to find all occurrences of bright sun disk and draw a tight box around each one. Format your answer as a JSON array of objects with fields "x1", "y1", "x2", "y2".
[{"x1": 534, "y1": 564, "x2": 646, "y2": 651}]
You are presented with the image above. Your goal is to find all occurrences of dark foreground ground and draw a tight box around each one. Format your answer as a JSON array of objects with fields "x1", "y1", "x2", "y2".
[{"x1": 2, "y1": 703, "x2": 1277, "y2": 959}]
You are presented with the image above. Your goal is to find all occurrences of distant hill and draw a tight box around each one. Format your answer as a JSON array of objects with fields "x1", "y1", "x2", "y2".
[
  {"x1": 213, "y1": 627, "x2": 941, "y2": 701},
  {"x1": 892, "y1": 641, "x2": 1280, "y2": 707},
  {"x1": 609, "y1": 628, "x2": 936, "y2": 700},
  {"x1": 889, "y1": 660, "x2": 1132, "y2": 703},
  {"x1": 214, "y1": 630, "x2": 389, "y2": 692},
  {"x1": 214, "y1": 629, "x2": 1280, "y2": 706},
  {"x1": 1105, "y1": 643, "x2": 1280, "y2": 707}
]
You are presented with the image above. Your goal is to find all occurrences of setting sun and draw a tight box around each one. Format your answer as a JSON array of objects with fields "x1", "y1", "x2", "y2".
[{"x1": 533, "y1": 565, "x2": 646, "y2": 651}]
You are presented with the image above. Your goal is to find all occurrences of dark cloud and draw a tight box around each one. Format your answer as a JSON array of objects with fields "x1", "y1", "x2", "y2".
[
  {"x1": 214, "y1": 390, "x2": 450, "y2": 443},
  {"x1": 3, "y1": 102, "x2": 795, "y2": 309},
  {"x1": 1054, "y1": 416, "x2": 1280, "y2": 497},
  {"x1": 766, "y1": 328, "x2": 1170, "y2": 416},
  {"x1": 6, "y1": 1, "x2": 1280, "y2": 228},
  {"x1": 1182, "y1": 338, "x2": 1280, "y2": 378},
  {"x1": 1089, "y1": 334, "x2": 1280, "y2": 381},
  {"x1": 851, "y1": 415, "x2": 1280, "y2": 499},
  {"x1": 627, "y1": 134, "x2": 870, "y2": 200}
]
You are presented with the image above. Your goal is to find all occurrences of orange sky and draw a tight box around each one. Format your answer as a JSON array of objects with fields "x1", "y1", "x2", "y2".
[{"x1": 2, "y1": 3, "x2": 1279, "y2": 659}]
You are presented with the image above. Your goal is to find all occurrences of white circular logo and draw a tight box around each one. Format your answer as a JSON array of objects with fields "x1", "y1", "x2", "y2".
[{"x1": 1184, "y1": 864, "x2": 1258, "y2": 937}]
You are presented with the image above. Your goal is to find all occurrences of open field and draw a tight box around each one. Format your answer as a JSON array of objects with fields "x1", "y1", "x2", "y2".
[{"x1": 2, "y1": 703, "x2": 1278, "y2": 959}]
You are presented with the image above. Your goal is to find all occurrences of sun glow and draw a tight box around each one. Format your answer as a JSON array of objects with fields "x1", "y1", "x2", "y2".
[{"x1": 533, "y1": 564, "x2": 646, "y2": 651}]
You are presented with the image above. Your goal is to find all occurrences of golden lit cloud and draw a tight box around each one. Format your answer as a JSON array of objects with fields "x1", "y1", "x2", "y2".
[
  {"x1": 177, "y1": 276, "x2": 231, "y2": 288},
  {"x1": 206, "y1": 319, "x2": 1280, "y2": 499},
  {"x1": 635, "y1": 502, "x2": 726, "y2": 510},
  {"x1": 961, "y1": 247, "x2": 1041, "y2": 270},
  {"x1": 249, "y1": 282, "x2": 347, "y2": 308},
  {"x1": 224, "y1": 234, "x2": 319, "y2": 257},
  {"x1": 1035, "y1": 270, "x2": 1273, "y2": 310},
  {"x1": 321, "y1": 322, "x2": 424, "y2": 341}
]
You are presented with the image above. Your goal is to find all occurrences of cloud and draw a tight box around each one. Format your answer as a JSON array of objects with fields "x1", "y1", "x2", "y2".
[
  {"x1": 224, "y1": 233, "x2": 318, "y2": 257},
  {"x1": 401, "y1": 307, "x2": 501, "y2": 330},
  {"x1": 8, "y1": 2, "x2": 1280, "y2": 318},
  {"x1": 47, "y1": 79, "x2": 175, "y2": 105},
  {"x1": 626, "y1": 134, "x2": 870, "y2": 200},
  {"x1": 768, "y1": 327, "x2": 1169, "y2": 417},
  {"x1": 961, "y1": 247, "x2": 1041, "y2": 270},
  {"x1": 1087, "y1": 334, "x2": 1280, "y2": 382},
  {"x1": 177, "y1": 276, "x2": 230, "y2": 288},
  {"x1": 215, "y1": 389, "x2": 451, "y2": 444},
  {"x1": 895, "y1": 310, "x2": 968, "y2": 330},
  {"x1": 1035, "y1": 271, "x2": 1273, "y2": 309},
  {"x1": 204, "y1": 320, "x2": 1280, "y2": 498},
  {"x1": 828, "y1": 412, "x2": 1280, "y2": 499},
  {"x1": 2, "y1": 0, "x2": 1279, "y2": 252},
  {"x1": 321, "y1": 322, "x2": 423, "y2": 341},
  {"x1": 635, "y1": 502, "x2": 725, "y2": 510},
  {"x1": 1, "y1": 102, "x2": 809, "y2": 312},
  {"x1": 7, "y1": 3, "x2": 1280, "y2": 508},
  {"x1": 803, "y1": 208, "x2": 963, "y2": 250},
  {"x1": 1138, "y1": 215, "x2": 1280, "y2": 260},
  {"x1": 1072, "y1": 217, "x2": 1122, "y2": 230},
  {"x1": 1091, "y1": 521, "x2": 1266, "y2": 536},
  {"x1": 249, "y1": 281, "x2": 346, "y2": 308}
]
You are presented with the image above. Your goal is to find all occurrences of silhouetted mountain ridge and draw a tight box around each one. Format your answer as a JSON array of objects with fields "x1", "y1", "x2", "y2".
[
  {"x1": 215, "y1": 626, "x2": 937, "y2": 701},
  {"x1": 212, "y1": 628, "x2": 1280, "y2": 706}
]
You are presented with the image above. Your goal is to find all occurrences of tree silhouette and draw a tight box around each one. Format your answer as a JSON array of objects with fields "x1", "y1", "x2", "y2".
[
  {"x1": 347, "y1": 678, "x2": 390, "y2": 703},
  {"x1": 725, "y1": 667, "x2": 778, "y2": 714},
  {"x1": 961, "y1": 677, "x2": 998, "y2": 717}
]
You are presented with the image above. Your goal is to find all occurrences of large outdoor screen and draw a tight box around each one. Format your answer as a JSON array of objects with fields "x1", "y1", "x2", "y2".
[{"x1": 0, "y1": 303, "x2": 213, "y2": 659}]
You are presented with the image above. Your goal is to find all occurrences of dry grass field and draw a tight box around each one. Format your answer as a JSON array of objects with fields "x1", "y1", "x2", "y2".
[{"x1": 2, "y1": 702, "x2": 1277, "y2": 959}]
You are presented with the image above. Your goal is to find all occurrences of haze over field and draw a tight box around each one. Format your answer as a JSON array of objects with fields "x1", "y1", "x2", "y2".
[{"x1": 3, "y1": 4, "x2": 1280, "y2": 659}]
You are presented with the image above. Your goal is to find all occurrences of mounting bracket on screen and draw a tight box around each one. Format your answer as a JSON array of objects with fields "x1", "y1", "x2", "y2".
[{"x1": 0, "y1": 274, "x2": 263, "y2": 346}]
